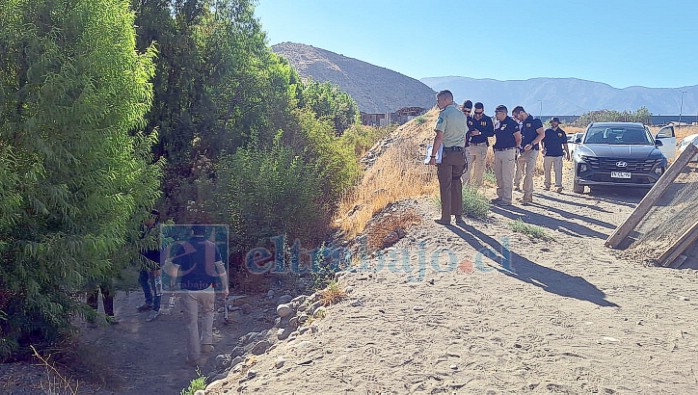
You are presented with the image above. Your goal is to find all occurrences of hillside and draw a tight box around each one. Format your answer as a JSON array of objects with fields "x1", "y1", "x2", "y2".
[
  {"x1": 272, "y1": 42, "x2": 435, "y2": 113},
  {"x1": 422, "y1": 76, "x2": 698, "y2": 116}
]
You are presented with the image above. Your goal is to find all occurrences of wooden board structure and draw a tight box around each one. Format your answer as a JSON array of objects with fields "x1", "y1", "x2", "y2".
[
  {"x1": 658, "y1": 221, "x2": 698, "y2": 268},
  {"x1": 605, "y1": 143, "x2": 698, "y2": 249}
]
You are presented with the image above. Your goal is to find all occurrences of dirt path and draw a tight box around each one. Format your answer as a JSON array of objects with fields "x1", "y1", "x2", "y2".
[
  {"x1": 69, "y1": 289, "x2": 280, "y2": 394},
  {"x1": 203, "y1": 175, "x2": 698, "y2": 394}
]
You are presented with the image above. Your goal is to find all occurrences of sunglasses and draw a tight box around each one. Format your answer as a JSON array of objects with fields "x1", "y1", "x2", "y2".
[
  {"x1": 474, "y1": 111, "x2": 484, "y2": 115},
  {"x1": 463, "y1": 109, "x2": 471, "y2": 113}
]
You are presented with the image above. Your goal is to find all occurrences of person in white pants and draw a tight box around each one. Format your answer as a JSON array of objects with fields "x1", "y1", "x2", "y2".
[{"x1": 542, "y1": 117, "x2": 570, "y2": 192}]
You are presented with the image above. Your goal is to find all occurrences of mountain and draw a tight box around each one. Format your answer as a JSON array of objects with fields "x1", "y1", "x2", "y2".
[
  {"x1": 272, "y1": 42, "x2": 435, "y2": 114},
  {"x1": 421, "y1": 76, "x2": 698, "y2": 117}
]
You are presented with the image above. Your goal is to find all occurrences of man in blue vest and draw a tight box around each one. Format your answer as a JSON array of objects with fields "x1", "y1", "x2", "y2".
[
  {"x1": 512, "y1": 106, "x2": 545, "y2": 204},
  {"x1": 491, "y1": 105, "x2": 522, "y2": 205},
  {"x1": 168, "y1": 225, "x2": 229, "y2": 366},
  {"x1": 542, "y1": 117, "x2": 570, "y2": 192},
  {"x1": 464, "y1": 102, "x2": 495, "y2": 188},
  {"x1": 429, "y1": 90, "x2": 468, "y2": 225}
]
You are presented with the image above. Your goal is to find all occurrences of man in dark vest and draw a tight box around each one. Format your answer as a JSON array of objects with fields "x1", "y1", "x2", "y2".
[
  {"x1": 512, "y1": 106, "x2": 545, "y2": 204},
  {"x1": 168, "y1": 225, "x2": 229, "y2": 366}
]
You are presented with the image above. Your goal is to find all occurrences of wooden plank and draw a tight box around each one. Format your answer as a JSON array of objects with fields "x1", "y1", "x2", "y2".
[
  {"x1": 659, "y1": 221, "x2": 698, "y2": 267},
  {"x1": 605, "y1": 143, "x2": 698, "y2": 249},
  {"x1": 669, "y1": 255, "x2": 688, "y2": 269}
]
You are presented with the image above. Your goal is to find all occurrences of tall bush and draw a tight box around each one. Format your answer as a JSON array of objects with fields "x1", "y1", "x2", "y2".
[{"x1": 0, "y1": 0, "x2": 161, "y2": 360}]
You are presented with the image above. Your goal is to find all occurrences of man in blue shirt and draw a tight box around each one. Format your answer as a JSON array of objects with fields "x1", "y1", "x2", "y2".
[
  {"x1": 168, "y1": 225, "x2": 229, "y2": 366},
  {"x1": 464, "y1": 102, "x2": 495, "y2": 188},
  {"x1": 513, "y1": 106, "x2": 545, "y2": 204},
  {"x1": 541, "y1": 117, "x2": 570, "y2": 192},
  {"x1": 491, "y1": 105, "x2": 522, "y2": 205}
]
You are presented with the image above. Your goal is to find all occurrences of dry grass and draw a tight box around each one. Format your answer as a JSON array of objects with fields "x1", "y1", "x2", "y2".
[
  {"x1": 335, "y1": 111, "x2": 440, "y2": 239},
  {"x1": 319, "y1": 281, "x2": 347, "y2": 306}
]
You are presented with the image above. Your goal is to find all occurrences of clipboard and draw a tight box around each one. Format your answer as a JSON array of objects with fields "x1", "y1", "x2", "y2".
[{"x1": 424, "y1": 144, "x2": 443, "y2": 164}]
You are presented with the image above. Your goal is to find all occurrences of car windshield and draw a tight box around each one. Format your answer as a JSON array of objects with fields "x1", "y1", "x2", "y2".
[{"x1": 583, "y1": 126, "x2": 653, "y2": 145}]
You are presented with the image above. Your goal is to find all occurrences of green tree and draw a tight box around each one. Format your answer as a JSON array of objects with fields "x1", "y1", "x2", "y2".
[
  {"x1": 0, "y1": 0, "x2": 161, "y2": 360},
  {"x1": 574, "y1": 106, "x2": 652, "y2": 127},
  {"x1": 300, "y1": 80, "x2": 360, "y2": 134}
]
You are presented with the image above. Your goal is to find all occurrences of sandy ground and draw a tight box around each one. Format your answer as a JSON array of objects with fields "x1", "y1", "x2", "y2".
[{"x1": 204, "y1": 173, "x2": 698, "y2": 394}]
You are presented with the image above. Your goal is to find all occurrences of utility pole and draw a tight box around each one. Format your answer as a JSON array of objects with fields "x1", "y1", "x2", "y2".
[
  {"x1": 679, "y1": 90, "x2": 687, "y2": 126},
  {"x1": 538, "y1": 100, "x2": 543, "y2": 118}
]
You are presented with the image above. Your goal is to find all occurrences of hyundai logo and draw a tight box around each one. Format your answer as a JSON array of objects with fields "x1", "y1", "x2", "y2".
[{"x1": 616, "y1": 161, "x2": 628, "y2": 168}]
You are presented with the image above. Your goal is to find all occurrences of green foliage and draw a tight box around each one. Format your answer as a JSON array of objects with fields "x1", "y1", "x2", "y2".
[
  {"x1": 573, "y1": 107, "x2": 652, "y2": 127},
  {"x1": 211, "y1": 135, "x2": 327, "y2": 250},
  {"x1": 510, "y1": 219, "x2": 548, "y2": 240},
  {"x1": 461, "y1": 186, "x2": 491, "y2": 220},
  {"x1": 483, "y1": 169, "x2": 496, "y2": 185},
  {"x1": 340, "y1": 124, "x2": 394, "y2": 157},
  {"x1": 180, "y1": 368, "x2": 206, "y2": 395},
  {"x1": 0, "y1": 0, "x2": 161, "y2": 360},
  {"x1": 299, "y1": 80, "x2": 360, "y2": 134},
  {"x1": 414, "y1": 116, "x2": 427, "y2": 125}
]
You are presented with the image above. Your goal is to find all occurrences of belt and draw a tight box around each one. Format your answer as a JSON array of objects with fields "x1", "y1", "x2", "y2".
[
  {"x1": 469, "y1": 142, "x2": 487, "y2": 146},
  {"x1": 443, "y1": 146, "x2": 463, "y2": 152},
  {"x1": 493, "y1": 147, "x2": 515, "y2": 151}
]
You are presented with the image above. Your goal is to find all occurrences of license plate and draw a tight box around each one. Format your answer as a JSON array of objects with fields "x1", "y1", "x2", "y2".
[{"x1": 611, "y1": 171, "x2": 631, "y2": 179}]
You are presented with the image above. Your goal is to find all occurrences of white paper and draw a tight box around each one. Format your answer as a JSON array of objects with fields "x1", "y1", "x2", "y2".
[{"x1": 424, "y1": 144, "x2": 443, "y2": 164}]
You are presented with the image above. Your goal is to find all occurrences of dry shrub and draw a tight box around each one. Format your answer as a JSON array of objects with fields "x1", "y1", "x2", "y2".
[
  {"x1": 363, "y1": 208, "x2": 421, "y2": 252},
  {"x1": 319, "y1": 281, "x2": 347, "y2": 306}
]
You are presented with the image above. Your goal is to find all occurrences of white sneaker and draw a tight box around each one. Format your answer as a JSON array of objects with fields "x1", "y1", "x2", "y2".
[{"x1": 145, "y1": 310, "x2": 160, "y2": 322}]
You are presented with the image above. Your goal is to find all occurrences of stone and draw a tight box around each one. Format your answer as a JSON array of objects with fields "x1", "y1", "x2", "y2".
[
  {"x1": 275, "y1": 357, "x2": 286, "y2": 369},
  {"x1": 292, "y1": 295, "x2": 308, "y2": 305},
  {"x1": 229, "y1": 356, "x2": 243, "y2": 369},
  {"x1": 297, "y1": 314, "x2": 309, "y2": 324},
  {"x1": 250, "y1": 340, "x2": 271, "y2": 355},
  {"x1": 277, "y1": 327, "x2": 293, "y2": 341},
  {"x1": 345, "y1": 286, "x2": 354, "y2": 294},
  {"x1": 266, "y1": 290, "x2": 275, "y2": 299},
  {"x1": 277, "y1": 304, "x2": 293, "y2": 318},
  {"x1": 247, "y1": 370, "x2": 258, "y2": 379},
  {"x1": 277, "y1": 295, "x2": 293, "y2": 304},
  {"x1": 274, "y1": 317, "x2": 282, "y2": 327},
  {"x1": 230, "y1": 346, "x2": 245, "y2": 358},
  {"x1": 195, "y1": 390, "x2": 206, "y2": 395},
  {"x1": 310, "y1": 324, "x2": 319, "y2": 334},
  {"x1": 289, "y1": 317, "x2": 299, "y2": 330},
  {"x1": 295, "y1": 341, "x2": 315, "y2": 353},
  {"x1": 308, "y1": 301, "x2": 321, "y2": 315},
  {"x1": 287, "y1": 332, "x2": 298, "y2": 342},
  {"x1": 298, "y1": 326, "x2": 310, "y2": 335},
  {"x1": 215, "y1": 354, "x2": 231, "y2": 370},
  {"x1": 312, "y1": 306, "x2": 327, "y2": 318},
  {"x1": 241, "y1": 304, "x2": 253, "y2": 314}
]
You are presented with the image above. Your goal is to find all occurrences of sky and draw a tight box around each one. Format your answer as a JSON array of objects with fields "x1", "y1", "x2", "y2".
[{"x1": 255, "y1": 0, "x2": 698, "y2": 89}]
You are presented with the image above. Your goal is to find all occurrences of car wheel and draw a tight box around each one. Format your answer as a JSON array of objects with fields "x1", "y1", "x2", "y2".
[{"x1": 573, "y1": 179, "x2": 584, "y2": 194}]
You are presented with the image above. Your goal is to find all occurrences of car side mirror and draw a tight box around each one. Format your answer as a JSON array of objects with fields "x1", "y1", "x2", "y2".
[
  {"x1": 575, "y1": 138, "x2": 582, "y2": 143},
  {"x1": 655, "y1": 139, "x2": 664, "y2": 146}
]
